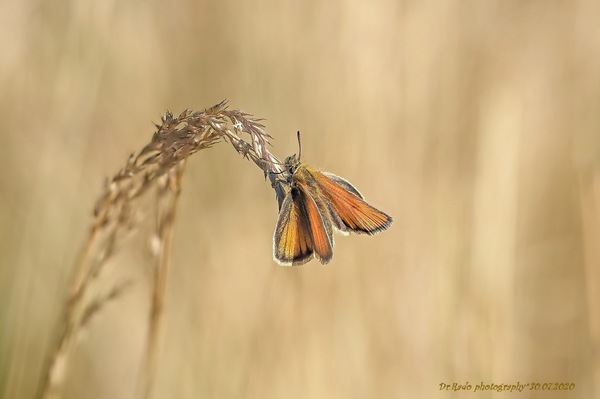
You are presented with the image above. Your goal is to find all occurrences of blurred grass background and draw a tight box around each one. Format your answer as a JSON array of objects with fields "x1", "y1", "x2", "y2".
[{"x1": 1, "y1": 0, "x2": 599, "y2": 398}]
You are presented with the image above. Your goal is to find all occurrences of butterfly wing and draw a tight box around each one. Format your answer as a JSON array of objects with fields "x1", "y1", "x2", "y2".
[
  {"x1": 273, "y1": 187, "x2": 333, "y2": 265},
  {"x1": 273, "y1": 188, "x2": 313, "y2": 266},
  {"x1": 315, "y1": 171, "x2": 393, "y2": 235},
  {"x1": 322, "y1": 172, "x2": 364, "y2": 199},
  {"x1": 296, "y1": 184, "x2": 334, "y2": 264}
]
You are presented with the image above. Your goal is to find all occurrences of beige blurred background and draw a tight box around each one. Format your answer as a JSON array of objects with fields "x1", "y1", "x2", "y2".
[{"x1": 1, "y1": 0, "x2": 599, "y2": 398}]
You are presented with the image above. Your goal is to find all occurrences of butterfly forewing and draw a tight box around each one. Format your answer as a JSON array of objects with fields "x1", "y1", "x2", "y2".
[
  {"x1": 314, "y1": 170, "x2": 393, "y2": 235},
  {"x1": 322, "y1": 172, "x2": 364, "y2": 199},
  {"x1": 296, "y1": 183, "x2": 334, "y2": 264},
  {"x1": 273, "y1": 185, "x2": 334, "y2": 265},
  {"x1": 295, "y1": 168, "x2": 347, "y2": 234},
  {"x1": 273, "y1": 188, "x2": 314, "y2": 265}
]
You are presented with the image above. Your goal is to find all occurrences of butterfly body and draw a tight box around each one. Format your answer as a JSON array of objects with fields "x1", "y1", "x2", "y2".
[{"x1": 273, "y1": 153, "x2": 392, "y2": 266}]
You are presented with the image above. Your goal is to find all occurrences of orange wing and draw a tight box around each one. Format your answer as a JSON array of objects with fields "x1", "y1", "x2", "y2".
[
  {"x1": 316, "y1": 171, "x2": 393, "y2": 235},
  {"x1": 273, "y1": 188, "x2": 313, "y2": 265},
  {"x1": 273, "y1": 187, "x2": 333, "y2": 265},
  {"x1": 297, "y1": 184, "x2": 333, "y2": 264}
]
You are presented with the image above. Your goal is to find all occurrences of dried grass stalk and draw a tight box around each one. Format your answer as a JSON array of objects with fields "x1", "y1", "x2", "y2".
[
  {"x1": 137, "y1": 162, "x2": 185, "y2": 399},
  {"x1": 38, "y1": 101, "x2": 282, "y2": 399}
]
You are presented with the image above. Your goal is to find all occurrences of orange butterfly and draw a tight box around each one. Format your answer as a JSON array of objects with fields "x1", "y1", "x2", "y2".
[{"x1": 272, "y1": 133, "x2": 392, "y2": 266}]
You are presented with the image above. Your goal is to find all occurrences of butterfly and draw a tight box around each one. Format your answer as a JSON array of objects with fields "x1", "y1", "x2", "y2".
[{"x1": 272, "y1": 133, "x2": 392, "y2": 266}]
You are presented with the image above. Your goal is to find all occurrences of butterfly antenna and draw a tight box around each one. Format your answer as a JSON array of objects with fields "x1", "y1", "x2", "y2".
[{"x1": 297, "y1": 131, "x2": 302, "y2": 160}]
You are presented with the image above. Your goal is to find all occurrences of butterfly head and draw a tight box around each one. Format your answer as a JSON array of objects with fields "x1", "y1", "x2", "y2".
[{"x1": 283, "y1": 154, "x2": 301, "y2": 175}]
